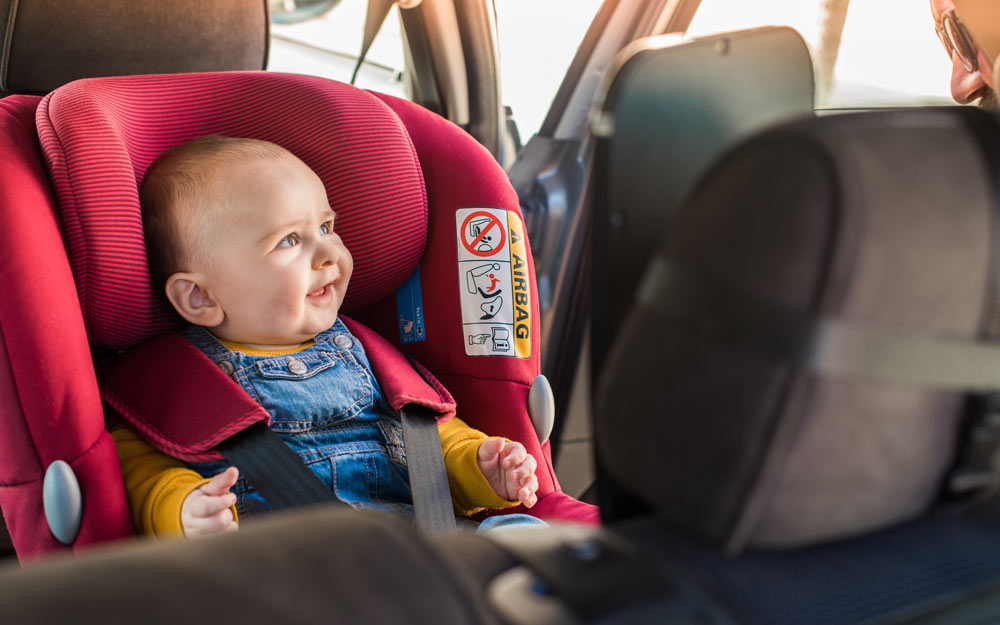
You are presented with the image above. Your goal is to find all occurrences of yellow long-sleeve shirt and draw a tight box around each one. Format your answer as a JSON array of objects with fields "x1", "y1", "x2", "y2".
[{"x1": 112, "y1": 415, "x2": 516, "y2": 537}]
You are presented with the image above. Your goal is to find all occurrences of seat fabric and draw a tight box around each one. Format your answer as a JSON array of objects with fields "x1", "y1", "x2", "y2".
[{"x1": 0, "y1": 95, "x2": 134, "y2": 559}]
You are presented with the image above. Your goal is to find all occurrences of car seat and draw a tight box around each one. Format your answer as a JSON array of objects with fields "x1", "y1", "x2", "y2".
[
  {"x1": 0, "y1": 69, "x2": 597, "y2": 561},
  {"x1": 580, "y1": 105, "x2": 1000, "y2": 623}
]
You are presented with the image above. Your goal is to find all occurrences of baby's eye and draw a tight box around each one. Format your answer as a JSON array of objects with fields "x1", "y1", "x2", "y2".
[
  {"x1": 277, "y1": 233, "x2": 301, "y2": 248},
  {"x1": 319, "y1": 220, "x2": 334, "y2": 235}
]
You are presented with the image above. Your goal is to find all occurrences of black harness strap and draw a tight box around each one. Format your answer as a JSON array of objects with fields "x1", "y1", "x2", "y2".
[
  {"x1": 217, "y1": 421, "x2": 338, "y2": 511},
  {"x1": 217, "y1": 408, "x2": 457, "y2": 532}
]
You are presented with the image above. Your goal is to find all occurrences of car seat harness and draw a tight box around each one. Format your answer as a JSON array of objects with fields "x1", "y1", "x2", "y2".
[{"x1": 100, "y1": 320, "x2": 460, "y2": 532}]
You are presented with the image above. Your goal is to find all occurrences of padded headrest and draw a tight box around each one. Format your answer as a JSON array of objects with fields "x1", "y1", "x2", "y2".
[
  {"x1": 36, "y1": 71, "x2": 428, "y2": 350},
  {"x1": 596, "y1": 107, "x2": 999, "y2": 550},
  {"x1": 0, "y1": 0, "x2": 268, "y2": 96},
  {"x1": 590, "y1": 26, "x2": 814, "y2": 370}
]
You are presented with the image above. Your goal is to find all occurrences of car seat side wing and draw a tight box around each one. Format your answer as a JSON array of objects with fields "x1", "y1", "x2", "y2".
[{"x1": 0, "y1": 95, "x2": 133, "y2": 559}]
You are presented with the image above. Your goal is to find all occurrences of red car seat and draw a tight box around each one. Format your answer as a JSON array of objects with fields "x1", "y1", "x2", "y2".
[{"x1": 0, "y1": 71, "x2": 597, "y2": 561}]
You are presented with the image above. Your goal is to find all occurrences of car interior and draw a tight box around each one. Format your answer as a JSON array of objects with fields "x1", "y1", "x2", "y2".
[{"x1": 3, "y1": 0, "x2": 1000, "y2": 623}]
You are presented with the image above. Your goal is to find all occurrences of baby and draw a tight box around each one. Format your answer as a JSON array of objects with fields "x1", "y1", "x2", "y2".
[{"x1": 112, "y1": 135, "x2": 540, "y2": 536}]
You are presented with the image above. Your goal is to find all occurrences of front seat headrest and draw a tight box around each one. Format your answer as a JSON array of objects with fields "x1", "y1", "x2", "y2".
[
  {"x1": 595, "y1": 107, "x2": 1000, "y2": 552},
  {"x1": 0, "y1": 0, "x2": 269, "y2": 96}
]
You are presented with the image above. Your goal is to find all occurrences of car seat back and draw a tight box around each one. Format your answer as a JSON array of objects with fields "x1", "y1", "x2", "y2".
[{"x1": 595, "y1": 106, "x2": 1000, "y2": 550}]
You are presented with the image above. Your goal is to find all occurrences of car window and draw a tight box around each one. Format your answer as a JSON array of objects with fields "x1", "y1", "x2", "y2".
[
  {"x1": 493, "y1": 0, "x2": 604, "y2": 139},
  {"x1": 268, "y1": 0, "x2": 605, "y2": 140},
  {"x1": 267, "y1": 0, "x2": 407, "y2": 98},
  {"x1": 686, "y1": 0, "x2": 955, "y2": 108}
]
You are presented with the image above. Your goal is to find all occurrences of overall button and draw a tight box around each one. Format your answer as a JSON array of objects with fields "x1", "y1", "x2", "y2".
[
  {"x1": 287, "y1": 359, "x2": 308, "y2": 375},
  {"x1": 218, "y1": 360, "x2": 235, "y2": 376},
  {"x1": 334, "y1": 335, "x2": 353, "y2": 349}
]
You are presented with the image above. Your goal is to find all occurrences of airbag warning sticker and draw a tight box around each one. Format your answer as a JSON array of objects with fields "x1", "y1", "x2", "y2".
[{"x1": 456, "y1": 208, "x2": 530, "y2": 358}]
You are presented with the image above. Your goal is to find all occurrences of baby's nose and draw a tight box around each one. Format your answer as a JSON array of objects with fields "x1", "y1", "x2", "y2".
[{"x1": 314, "y1": 244, "x2": 338, "y2": 268}]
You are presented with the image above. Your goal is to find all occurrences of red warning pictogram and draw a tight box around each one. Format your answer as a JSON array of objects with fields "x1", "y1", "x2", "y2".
[{"x1": 460, "y1": 211, "x2": 506, "y2": 257}]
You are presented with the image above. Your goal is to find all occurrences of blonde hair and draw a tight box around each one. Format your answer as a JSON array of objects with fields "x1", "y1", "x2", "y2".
[{"x1": 141, "y1": 135, "x2": 293, "y2": 292}]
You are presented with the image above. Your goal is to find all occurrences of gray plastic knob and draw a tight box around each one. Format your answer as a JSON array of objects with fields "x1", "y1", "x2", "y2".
[
  {"x1": 43, "y1": 460, "x2": 83, "y2": 545},
  {"x1": 528, "y1": 374, "x2": 555, "y2": 444}
]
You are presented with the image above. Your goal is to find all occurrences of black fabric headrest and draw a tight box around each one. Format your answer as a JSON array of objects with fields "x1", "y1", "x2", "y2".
[
  {"x1": 595, "y1": 107, "x2": 1000, "y2": 551},
  {"x1": 0, "y1": 0, "x2": 268, "y2": 96}
]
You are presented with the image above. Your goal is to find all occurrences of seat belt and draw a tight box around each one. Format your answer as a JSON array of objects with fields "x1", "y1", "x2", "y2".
[
  {"x1": 351, "y1": 0, "x2": 396, "y2": 85},
  {"x1": 401, "y1": 404, "x2": 458, "y2": 532}
]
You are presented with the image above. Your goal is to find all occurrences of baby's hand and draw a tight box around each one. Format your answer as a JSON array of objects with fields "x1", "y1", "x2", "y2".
[
  {"x1": 477, "y1": 438, "x2": 538, "y2": 508},
  {"x1": 181, "y1": 466, "x2": 239, "y2": 537}
]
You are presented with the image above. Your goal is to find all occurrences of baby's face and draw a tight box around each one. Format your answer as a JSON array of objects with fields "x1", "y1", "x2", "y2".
[{"x1": 192, "y1": 154, "x2": 352, "y2": 348}]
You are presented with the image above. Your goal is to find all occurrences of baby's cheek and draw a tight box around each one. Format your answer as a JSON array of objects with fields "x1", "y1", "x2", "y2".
[{"x1": 277, "y1": 290, "x2": 304, "y2": 313}]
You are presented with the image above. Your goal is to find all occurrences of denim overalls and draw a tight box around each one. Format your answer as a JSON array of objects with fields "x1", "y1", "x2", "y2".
[{"x1": 184, "y1": 320, "x2": 415, "y2": 522}]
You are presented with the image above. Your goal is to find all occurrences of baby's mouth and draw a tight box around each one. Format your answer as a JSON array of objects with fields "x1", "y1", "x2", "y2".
[{"x1": 308, "y1": 269, "x2": 341, "y2": 299}]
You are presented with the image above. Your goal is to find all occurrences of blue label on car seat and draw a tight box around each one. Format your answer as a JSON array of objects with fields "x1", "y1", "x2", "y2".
[{"x1": 396, "y1": 268, "x2": 426, "y2": 344}]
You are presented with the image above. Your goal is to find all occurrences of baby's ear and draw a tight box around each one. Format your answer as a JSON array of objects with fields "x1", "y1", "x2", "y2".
[{"x1": 165, "y1": 273, "x2": 224, "y2": 327}]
